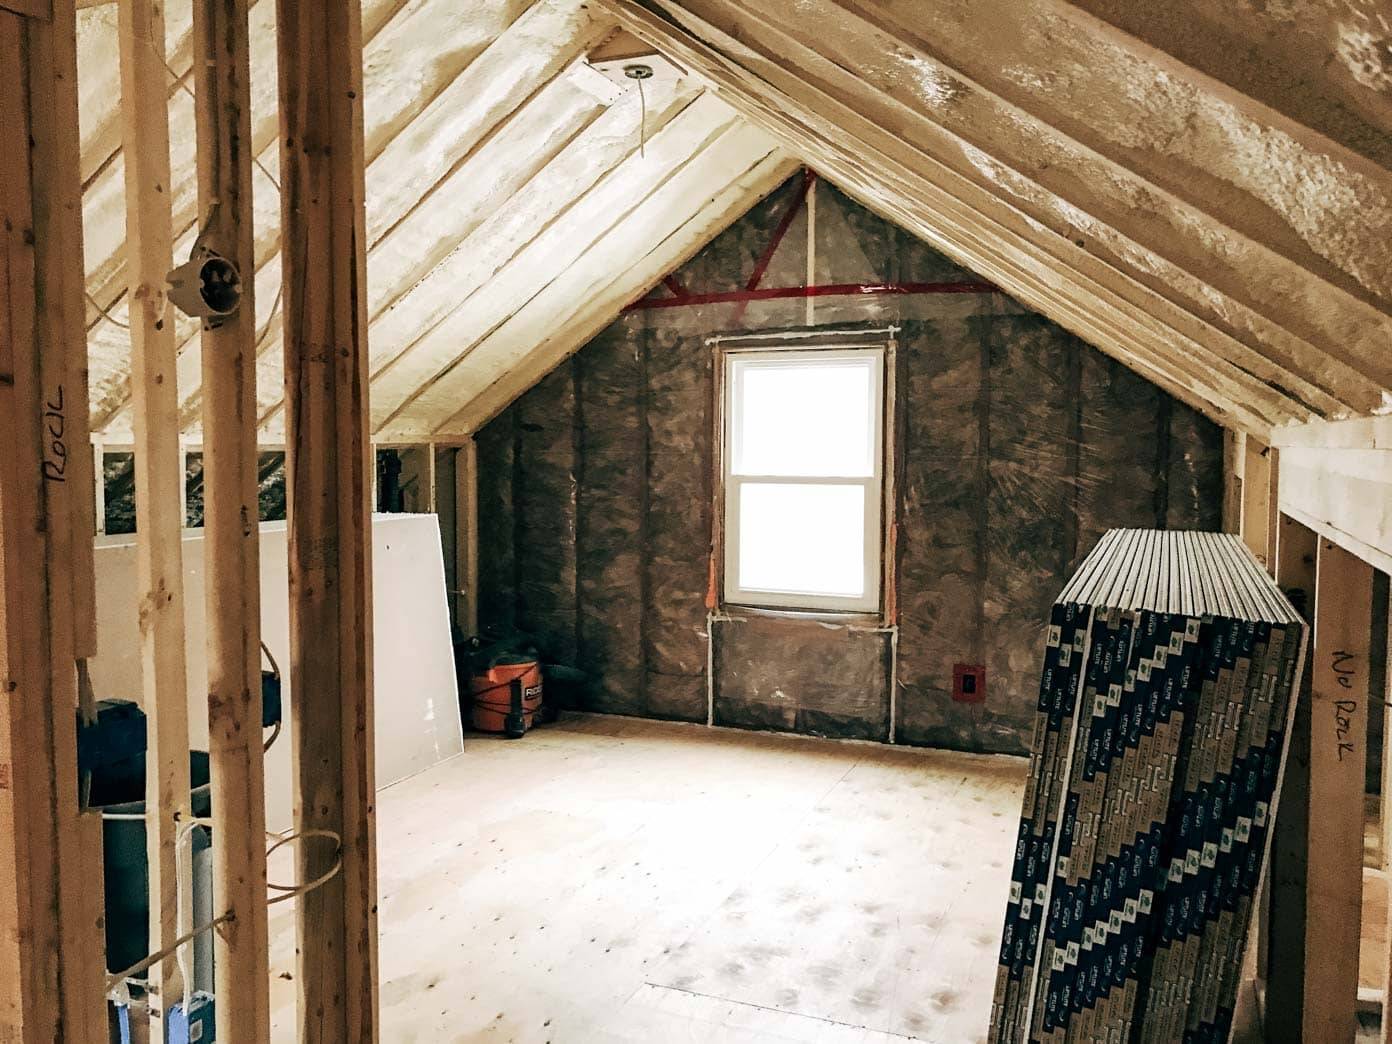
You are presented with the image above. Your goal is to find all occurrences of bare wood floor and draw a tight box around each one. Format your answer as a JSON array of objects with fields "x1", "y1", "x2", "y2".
[{"x1": 269, "y1": 714, "x2": 1025, "y2": 1042}]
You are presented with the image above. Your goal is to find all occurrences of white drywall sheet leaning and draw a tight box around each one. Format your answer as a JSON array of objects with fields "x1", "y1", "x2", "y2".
[{"x1": 88, "y1": 513, "x2": 464, "y2": 833}]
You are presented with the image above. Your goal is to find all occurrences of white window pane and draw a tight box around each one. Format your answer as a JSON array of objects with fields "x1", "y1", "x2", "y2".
[
  {"x1": 734, "y1": 358, "x2": 875, "y2": 477},
  {"x1": 738, "y1": 483, "x2": 866, "y2": 598}
]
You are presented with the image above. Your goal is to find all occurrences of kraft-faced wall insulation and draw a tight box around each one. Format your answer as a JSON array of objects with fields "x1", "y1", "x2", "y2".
[
  {"x1": 476, "y1": 174, "x2": 1224, "y2": 755},
  {"x1": 516, "y1": 369, "x2": 581, "y2": 668},
  {"x1": 476, "y1": 412, "x2": 518, "y2": 635},
  {"x1": 576, "y1": 323, "x2": 648, "y2": 716}
]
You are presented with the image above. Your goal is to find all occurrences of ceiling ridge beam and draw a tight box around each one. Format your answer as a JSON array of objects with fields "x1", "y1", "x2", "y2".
[
  {"x1": 603, "y1": 0, "x2": 1300, "y2": 433},
  {"x1": 662, "y1": 0, "x2": 1391, "y2": 404}
]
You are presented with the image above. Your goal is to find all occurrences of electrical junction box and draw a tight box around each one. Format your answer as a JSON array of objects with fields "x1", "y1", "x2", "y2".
[
  {"x1": 168, "y1": 992, "x2": 215, "y2": 1043},
  {"x1": 953, "y1": 663, "x2": 987, "y2": 704}
]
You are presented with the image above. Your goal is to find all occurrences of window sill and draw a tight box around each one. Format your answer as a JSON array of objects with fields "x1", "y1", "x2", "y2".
[{"x1": 718, "y1": 602, "x2": 892, "y2": 629}]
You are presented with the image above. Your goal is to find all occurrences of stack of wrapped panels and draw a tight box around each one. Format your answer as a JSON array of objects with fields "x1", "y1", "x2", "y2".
[{"x1": 990, "y1": 530, "x2": 1307, "y2": 1044}]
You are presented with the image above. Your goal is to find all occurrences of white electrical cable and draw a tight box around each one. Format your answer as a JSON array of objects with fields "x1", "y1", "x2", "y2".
[
  {"x1": 265, "y1": 828, "x2": 343, "y2": 903},
  {"x1": 104, "y1": 824, "x2": 344, "y2": 995},
  {"x1": 174, "y1": 818, "x2": 200, "y2": 998}
]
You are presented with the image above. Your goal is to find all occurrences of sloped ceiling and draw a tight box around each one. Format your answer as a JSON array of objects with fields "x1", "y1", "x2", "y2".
[
  {"x1": 599, "y1": 0, "x2": 1392, "y2": 438},
  {"x1": 78, "y1": 0, "x2": 795, "y2": 443},
  {"x1": 81, "y1": 0, "x2": 1392, "y2": 442}
]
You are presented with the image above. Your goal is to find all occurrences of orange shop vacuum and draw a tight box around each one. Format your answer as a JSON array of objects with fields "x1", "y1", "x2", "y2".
[{"x1": 468, "y1": 657, "x2": 543, "y2": 739}]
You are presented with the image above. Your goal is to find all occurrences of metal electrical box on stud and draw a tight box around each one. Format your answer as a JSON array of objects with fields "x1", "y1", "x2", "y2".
[
  {"x1": 953, "y1": 663, "x2": 986, "y2": 704},
  {"x1": 166, "y1": 204, "x2": 243, "y2": 330}
]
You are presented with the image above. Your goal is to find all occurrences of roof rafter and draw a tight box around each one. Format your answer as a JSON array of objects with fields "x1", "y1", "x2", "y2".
[
  {"x1": 695, "y1": 0, "x2": 1392, "y2": 415},
  {"x1": 92, "y1": 0, "x2": 616, "y2": 439},
  {"x1": 372, "y1": 92, "x2": 742, "y2": 432},
  {"x1": 390, "y1": 116, "x2": 783, "y2": 434},
  {"x1": 252, "y1": 71, "x2": 700, "y2": 437},
  {"x1": 427, "y1": 149, "x2": 800, "y2": 437}
]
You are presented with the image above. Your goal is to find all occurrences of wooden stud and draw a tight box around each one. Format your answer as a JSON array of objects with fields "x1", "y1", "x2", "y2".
[
  {"x1": 190, "y1": 0, "x2": 271, "y2": 1038},
  {"x1": 119, "y1": 0, "x2": 196, "y2": 1028},
  {"x1": 1265, "y1": 514, "x2": 1317, "y2": 1041},
  {"x1": 93, "y1": 439, "x2": 107, "y2": 535},
  {"x1": 426, "y1": 442, "x2": 438, "y2": 514},
  {"x1": 276, "y1": 0, "x2": 380, "y2": 1039},
  {"x1": 1383, "y1": 590, "x2": 1392, "y2": 1044},
  {"x1": 1241, "y1": 435, "x2": 1278, "y2": 571},
  {"x1": 0, "y1": 0, "x2": 48, "y2": 17},
  {"x1": 370, "y1": 442, "x2": 379, "y2": 513},
  {"x1": 1303, "y1": 537, "x2": 1373, "y2": 1041},
  {"x1": 1223, "y1": 428, "x2": 1245, "y2": 536},
  {"x1": 1380, "y1": 576, "x2": 1392, "y2": 1041},
  {"x1": 456, "y1": 440, "x2": 479, "y2": 636},
  {"x1": 0, "y1": 2, "x2": 106, "y2": 1039}
]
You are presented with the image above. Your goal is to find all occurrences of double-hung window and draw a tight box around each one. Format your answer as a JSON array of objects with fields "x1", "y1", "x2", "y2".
[{"x1": 722, "y1": 345, "x2": 886, "y2": 613}]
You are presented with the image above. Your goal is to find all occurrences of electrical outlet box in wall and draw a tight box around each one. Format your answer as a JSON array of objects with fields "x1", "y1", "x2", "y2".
[{"x1": 953, "y1": 663, "x2": 986, "y2": 704}]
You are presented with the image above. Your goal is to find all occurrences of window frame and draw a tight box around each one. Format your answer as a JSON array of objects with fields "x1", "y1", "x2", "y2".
[{"x1": 716, "y1": 337, "x2": 893, "y2": 615}]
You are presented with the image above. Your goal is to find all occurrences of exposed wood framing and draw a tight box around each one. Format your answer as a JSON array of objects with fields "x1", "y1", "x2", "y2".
[
  {"x1": 1272, "y1": 416, "x2": 1392, "y2": 578},
  {"x1": 1384, "y1": 595, "x2": 1392, "y2": 1044},
  {"x1": 0, "y1": 2, "x2": 106, "y2": 1039},
  {"x1": 1222, "y1": 429, "x2": 1244, "y2": 536},
  {"x1": 92, "y1": 439, "x2": 105, "y2": 534},
  {"x1": 456, "y1": 441, "x2": 479, "y2": 635},
  {"x1": 191, "y1": 0, "x2": 271, "y2": 1037},
  {"x1": 83, "y1": 0, "x2": 487, "y2": 436},
  {"x1": 1, "y1": 0, "x2": 48, "y2": 17},
  {"x1": 1266, "y1": 514, "x2": 1317, "y2": 1042},
  {"x1": 118, "y1": 0, "x2": 194, "y2": 1025},
  {"x1": 599, "y1": 0, "x2": 1392, "y2": 436},
  {"x1": 89, "y1": 0, "x2": 618, "y2": 442},
  {"x1": 1303, "y1": 537, "x2": 1373, "y2": 1040},
  {"x1": 277, "y1": 0, "x2": 379, "y2": 1038},
  {"x1": 68, "y1": 0, "x2": 1392, "y2": 451},
  {"x1": 1241, "y1": 436, "x2": 1279, "y2": 573},
  {"x1": 426, "y1": 145, "x2": 800, "y2": 437}
]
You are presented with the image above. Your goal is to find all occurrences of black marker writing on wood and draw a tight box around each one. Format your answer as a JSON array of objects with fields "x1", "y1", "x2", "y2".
[
  {"x1": 42, "y1": 385, "x2": 67, "y2": 483},
  {"x1": 1332, "y1": 651, "x2": 1360, "y2": 761}
]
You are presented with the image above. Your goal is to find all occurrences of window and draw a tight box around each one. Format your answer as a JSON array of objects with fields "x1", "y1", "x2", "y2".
[{"x1": 722, "y1": 346, "x2": 886, "y2": 613}]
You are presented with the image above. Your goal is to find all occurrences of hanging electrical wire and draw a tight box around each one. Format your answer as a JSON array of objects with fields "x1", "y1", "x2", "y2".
[
  {"x1": 84, "y1": 42, "x2": 285, "y2": 345},
  {"x1": 104, "y1": 823, "x2": 344, "y2": 996},
  {"x1": 86, "y1": 289, "x2": 130, "y2": 330},
  {"x1": 624, "y1": 63, "x2": 654, "y2": 158}
]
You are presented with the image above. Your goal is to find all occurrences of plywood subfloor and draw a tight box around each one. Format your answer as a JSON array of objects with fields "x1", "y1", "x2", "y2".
[{"x1": 268, "y1": 714, "x2": 1026, "y2": 1042}]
